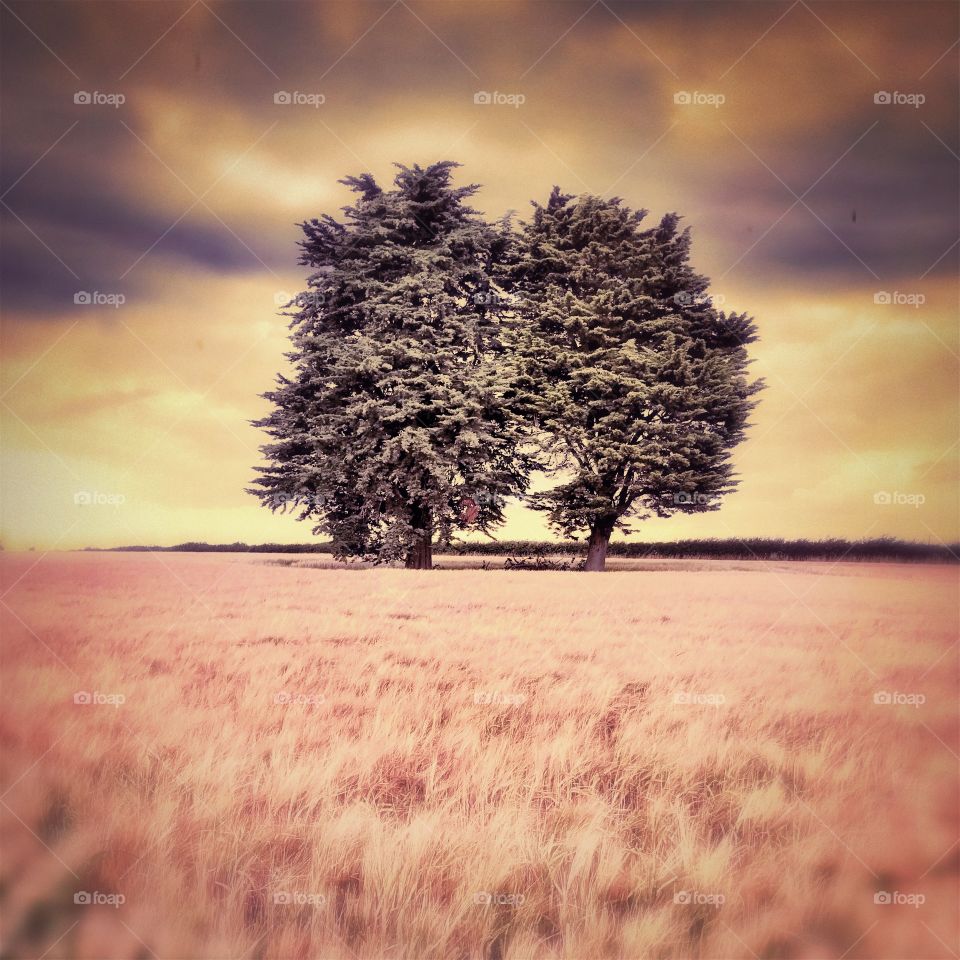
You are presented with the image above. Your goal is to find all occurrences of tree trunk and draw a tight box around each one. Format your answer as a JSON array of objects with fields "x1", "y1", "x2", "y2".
[
  {"x1": 584, "y1": 519, "x2": 614, "y2": 572},
  {"x1": 405, "y1": 506, "x2": 433, "y2": 570}
]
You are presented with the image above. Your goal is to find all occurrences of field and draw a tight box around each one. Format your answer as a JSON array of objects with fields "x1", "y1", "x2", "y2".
[{"x1": 0, "y1": 553, "x2": 957, "y2": 959}]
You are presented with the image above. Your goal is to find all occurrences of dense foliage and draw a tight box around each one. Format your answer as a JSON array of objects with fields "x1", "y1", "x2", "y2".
[
  {"x1": 249, "y1": 162, "x2": 531, "y2": 567},
  {"x1": 506, "y1": 189, "x2": 763, "y2": 569},
  {"x1": 251, "y1": 162, "x2": 765, "y2": 569}
]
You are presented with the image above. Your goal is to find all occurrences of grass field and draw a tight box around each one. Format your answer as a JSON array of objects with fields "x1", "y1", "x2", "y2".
[{"x1": 0, "y1": 553, "x2": 957, "y2": 959}]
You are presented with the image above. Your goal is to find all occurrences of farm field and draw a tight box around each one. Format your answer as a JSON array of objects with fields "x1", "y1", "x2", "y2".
[{"x1": 0, "y1": 552, "x2": 957, "y2": 959}]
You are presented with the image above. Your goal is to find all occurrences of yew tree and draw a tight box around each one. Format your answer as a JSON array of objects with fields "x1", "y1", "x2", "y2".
[
  {"x1": 507, "y1": 189, "x2": 762, "y2": 571},
  {"x1": 250, "y1": 162, "x2": 531, "y2": 568}
]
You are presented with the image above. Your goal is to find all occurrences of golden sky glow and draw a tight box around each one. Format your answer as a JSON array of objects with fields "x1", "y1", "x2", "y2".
[{"x1": 1, "y1": 1, "x2": 957, "y2": 550}]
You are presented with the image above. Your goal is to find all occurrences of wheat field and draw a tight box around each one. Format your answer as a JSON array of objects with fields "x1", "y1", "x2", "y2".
[{"x1": 0, "y1": 553, "x2": 956, "y2": 959}]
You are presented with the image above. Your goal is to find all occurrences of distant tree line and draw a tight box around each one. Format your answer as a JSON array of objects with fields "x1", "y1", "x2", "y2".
[{"x1": 91, "y1": 539, "x2": 958, "y2": 563}]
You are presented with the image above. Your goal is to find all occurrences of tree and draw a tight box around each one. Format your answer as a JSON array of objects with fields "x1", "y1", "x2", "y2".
[
  {"x1": 507, "y1": 189, "x2": 763, "y2": 571},
  {"x1": 250, "y1": 162, "x2": 531, "y2": 569}
]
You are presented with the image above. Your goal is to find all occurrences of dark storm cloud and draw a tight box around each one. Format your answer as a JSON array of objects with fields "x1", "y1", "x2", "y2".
[
  {"x1": 700, "y1": 117, "x2": 959, "y2": 283},
  {"x1": 2, "y1": 0, "x2": 956, "y2": 306},
  {"x1": 1, "y1": 129, "x2": 287, "y2": 314}
]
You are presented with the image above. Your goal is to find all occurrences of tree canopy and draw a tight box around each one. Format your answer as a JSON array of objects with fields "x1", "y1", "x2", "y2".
[
  {"x1": 506, "y1": 188, "x2": 762, "y2": 570},
  {"x1": 249, "y1": 161, "x2": 532, "y2": 568},
  {"x1": 251, "y1": 165, "x2": 762, "y2": 571}
]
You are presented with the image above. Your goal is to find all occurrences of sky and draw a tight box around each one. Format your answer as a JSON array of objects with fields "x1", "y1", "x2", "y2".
[{"x1": 1, "y1": 0, "x2": 957, "y2": 551}]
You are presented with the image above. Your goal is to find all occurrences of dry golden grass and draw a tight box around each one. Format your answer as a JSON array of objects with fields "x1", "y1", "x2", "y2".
[{"x1": 0, "y1": 553, "x2": 957, "y2": 959}]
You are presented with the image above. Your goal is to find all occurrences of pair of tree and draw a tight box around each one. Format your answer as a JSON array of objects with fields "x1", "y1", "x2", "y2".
[{"x1": 250, "y1": 162, "x2": 761, "y2": 571}]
